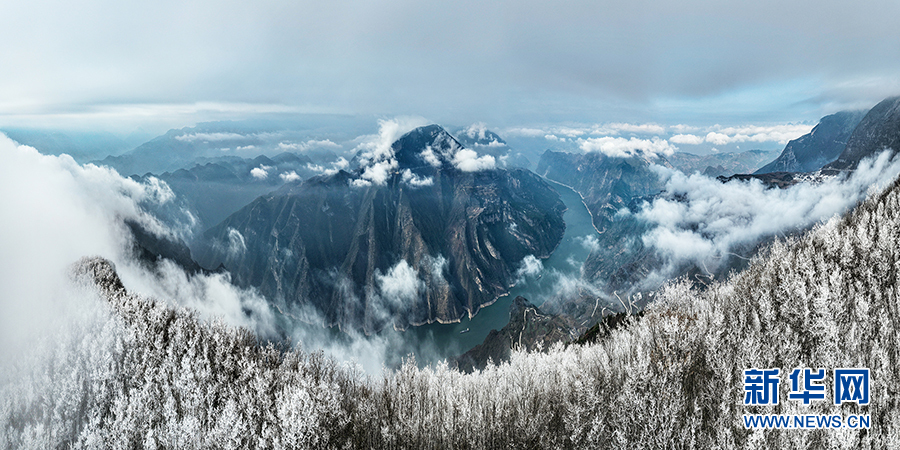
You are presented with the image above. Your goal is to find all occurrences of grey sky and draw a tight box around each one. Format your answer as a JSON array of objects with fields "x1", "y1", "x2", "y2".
[{"x1": 2, "y1": 0, "x2": 899, "y2": 132}]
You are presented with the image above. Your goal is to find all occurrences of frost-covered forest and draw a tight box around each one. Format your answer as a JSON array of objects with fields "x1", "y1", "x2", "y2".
[{"x1": 4, "y1": 172, "x2": 900, "y2": 448}]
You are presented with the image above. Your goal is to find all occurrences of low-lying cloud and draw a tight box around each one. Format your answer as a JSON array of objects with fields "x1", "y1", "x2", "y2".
[
  {"x1": 668, "y1": 124, "x2": 814, "y2": 146},
  {"x1": 352, "y1": 117, "x2": 430, "y2": 186},
  {"x1": 637, "y1": 150, "x2": 900, "y2": 280},
  {"x1": 579, "y1": 136, "x2": 676, "y2": 158},
  {"x1": 452, "y1": 148, "x2": 496, "y2": 172},
  {"x1": 175, "y1": 132, "x2": 249, "y2": 142},
  {"x1": 280, "y1": 170, "x2": 301, "y2": 182},
  {"x1": 516, "y1": 255, "x2": 544, "y2": 282},
  {"x1": 278, "y1": 139, "x2": 342, "y2": 152},
  {"x1": 250, "y1": 164, "x2": 271, "y2": 179}
]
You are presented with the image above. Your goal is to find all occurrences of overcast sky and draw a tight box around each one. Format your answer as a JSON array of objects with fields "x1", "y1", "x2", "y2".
[{"x1": 2, "y1": 0, "x2": 899, "y2": 133}]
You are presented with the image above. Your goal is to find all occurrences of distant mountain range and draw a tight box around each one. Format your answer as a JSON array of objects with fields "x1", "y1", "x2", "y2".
[
  {"x1": 142, "y1": 152, "x2": 327, "y2": 230},
  {"x1": 95, "y1": 121, "x2": 344, "y2": 176},
  {"x1": 668, "y1": 149, "x2": 777, "y2": 177},
  {"x1": 1, "y1": 128, "x2": 146, "y2": 162}
]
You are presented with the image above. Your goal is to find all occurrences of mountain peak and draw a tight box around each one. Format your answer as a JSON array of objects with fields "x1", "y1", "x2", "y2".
[{"x1": 391, "y1": 124, "x2": 462, "y2": 170}]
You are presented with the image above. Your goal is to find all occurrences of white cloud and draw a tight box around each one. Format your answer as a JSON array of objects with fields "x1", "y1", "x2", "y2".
[
  {"x1": 278, "y1": 139, "x2": 342, "y2": 152},
  {"x1": 463, "y1": 122, "x2": 489, "y2": 140},
  {"x1": 473, "y1": 140, "x2": 506, "y2": 148},
  {"x1": 670, "y1": 124, "x2": 701, "y2": 133},
  {"x1": 575, "y1": 234, "x2": 601, "y2": 252},
  {"x1": 452, "y1": 148, "x2": 496, "y2": 172},
  {"x1": 307, "y1": 158, "x2": 349, "y2": 176},
  {"x1": 0, "y1": 133, "x2": 277, "y2": 356},
  {"x1": 360, "y1": 159, "x2": 397, "y2": 185},
  {"x1": 715, "y1": 124, "x2": 813, "y2": 144},
  {"x1": 355, "y1": 117, "x2": 430, "y2": 166},
  {"x1": 516, "y1": 255, "x2": 544, "y2": 281},
  {"x1": 175, "y1": 132, "x2": 247, "y2": 142},
  {"x1": 225, "y1": 227, "x2": 247, "y2": 257},
  {"x1": 592, "y1": 123, "x2": 666, "y2": 135},
  {"x1": 376, "y1": 260, "x2": 423, "y2": 309},
  {"x1": 250, "y1": 165, "x2": 271, "y2": 179},
  {"x1": 701, "y1": 124, "x2": 814, "y2": 146},
  {"x1": 704, "y1": 132, "x2": 731, "y2": 146},
  {"x1": 280, "y1": 171, "x2": 301, "y2": 182},
  {"x1": 500, "y1": 121, "x2": 812, "y2": 152},
  {"x1": 401, "y1": 169, "x2": 433, "y2": 187},
  {"x1": 503, "y1": 127, "x2": 546, "y2": 137},
  {"x1": 579, "y1": 136, "x2": 676, "y2": 158},
  {"x1": 423, "y1": 254, "x2": 448, "y2": 285},
  {"x1": 332, "y1": 157, "x2": 349, "y2": 170},
  {"x1": 419, "y1": 146, "x2": 443, "y2": 167},
  {"x1": 638, "y1": 150, "x2": 900, "y2": 278},
  {"x1": 669, "y1": 134, "x2": 705, "y2": 145}
]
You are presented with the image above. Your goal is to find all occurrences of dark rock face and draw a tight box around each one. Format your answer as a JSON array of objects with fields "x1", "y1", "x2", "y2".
[
  {"x1": 198, "y1": 125, "x2": 566, "y2": 333},
  {"x1": 756, "y1": 110, "x2": 866, "y2": 174},
  {"x1": 454, "y1": 296, "x2": 574, "y2": 372},
  {"x1": 823, "y1": 97, "x2": 900, "y2": 174}
]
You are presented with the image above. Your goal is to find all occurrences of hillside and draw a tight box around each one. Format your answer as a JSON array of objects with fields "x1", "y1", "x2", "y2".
[{"x1": 5, "y1": 157, "x2": 900, "y2": 448}]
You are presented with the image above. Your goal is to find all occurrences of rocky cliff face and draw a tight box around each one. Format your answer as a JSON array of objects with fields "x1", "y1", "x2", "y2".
[
  {"x1": 823, "y1": 97, "x2": 900, "y2": 174},
  {"x1": 198, "y1": 125, "x2": 566, "y2": 333},
  {"x1": 756, "y1": 110, "x2": 866, "y2": 174}
]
